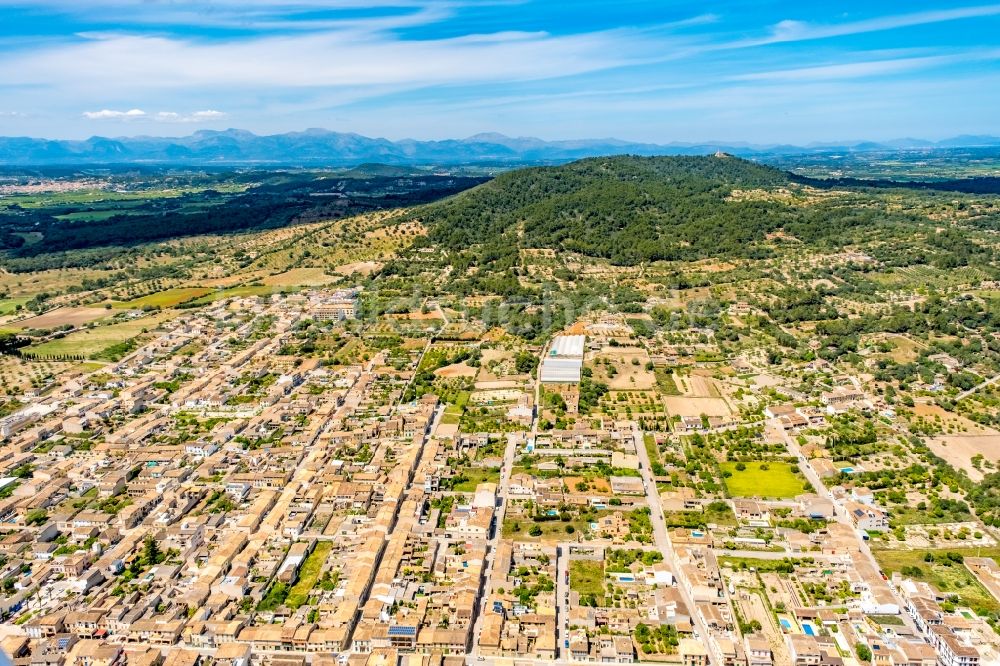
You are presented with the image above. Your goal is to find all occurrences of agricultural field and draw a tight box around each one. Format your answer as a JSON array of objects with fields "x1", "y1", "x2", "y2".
[
  {"x1": 663, "y1": 395, "x2": 733, "y2": 418},
  {"x1": 5, "y1": 306, "x2": 111, "y2": 331},
  {"x1": 24, "y1": 310, "x2": 177, "y2": 359},
  {"x1": 114, "y1": 287, "x2": 213, "y2": 309}
]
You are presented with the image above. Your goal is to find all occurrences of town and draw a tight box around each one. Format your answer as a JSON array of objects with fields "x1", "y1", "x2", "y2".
[{"x1": 1, "y1": 280, "x2": 998, "y2": 666}]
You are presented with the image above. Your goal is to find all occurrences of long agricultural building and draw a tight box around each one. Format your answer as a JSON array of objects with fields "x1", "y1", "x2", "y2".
[{"x1": 539, "y1": 334, "x2": 585, "y2": 383}]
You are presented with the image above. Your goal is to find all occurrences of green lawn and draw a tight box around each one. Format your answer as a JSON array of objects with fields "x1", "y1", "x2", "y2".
[
  {"x1": 643, "y1": 433, "x2": 659, "y2": 464},
  {"x1": 872, "y1": 548, "x2": 1000, "y2": 614},
  {"x1": 569, "y1": 560, "x2": 605, "y2": 596},
  {"x1": 286, "y1": 541, "x2": 333, "y2": 609},
  {"x1": 115, "y1": 287, "x2": 212, "y2": 309},
  {"x1": 441, "y1": 403, "x2": 463, "y2": 425},
  {"x1": 0, "y1": 298, "x2": 29, "y2": 316},
  {"x1": 720, "y1": 461, "x2": 807, "y2": 499},
  {"x1": 503, "y1": 516, "x2": 593, "y2": 541},
  {"x1": 655, "y1": 369, "x2": 681, "y2": 395}
]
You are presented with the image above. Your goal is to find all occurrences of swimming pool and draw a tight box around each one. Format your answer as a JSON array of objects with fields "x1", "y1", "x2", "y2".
[
  {"x1": 840, "y1": 467, "x2": 855, "y2": 474},
  {"x1": 691, "y1": 530, "x2": 705, "y2": 538},
  {"x1": 779, "y1": 618, "x2": 792, "y2": 631},
  {"x1": 802, "y1": 622, "x2": 816, "y2": 636}
]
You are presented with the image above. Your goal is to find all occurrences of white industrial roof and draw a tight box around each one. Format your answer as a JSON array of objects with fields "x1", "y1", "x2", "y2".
[
  {"x1": 549, "y1": 335, "x2": 585, "y2": 358},
  {"x1": 539, "y1": 357, "x2": 582, "y2": 383}
]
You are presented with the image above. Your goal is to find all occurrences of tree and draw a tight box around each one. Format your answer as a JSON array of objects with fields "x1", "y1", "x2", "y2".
[
  {"x1": 529, "y1": 525, "x2": 543, "y2": 537},
  {"x1": 855, "y1": 644, "x2": 872, "y2": 662},
  {"x1": 143, "y1": 535, "x2": 162, "y2": 566},
  {"x1": 25, "y1": 509, "x2": 47, "y2": 526}
]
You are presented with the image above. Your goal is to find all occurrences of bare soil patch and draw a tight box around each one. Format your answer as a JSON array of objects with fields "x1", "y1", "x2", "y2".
[{"x1": 435, "y1": 362, "x2": 477, "y2": 378}]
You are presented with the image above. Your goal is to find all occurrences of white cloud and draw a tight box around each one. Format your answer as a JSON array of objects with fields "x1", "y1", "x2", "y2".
[
  {"x1": 82, "y1": 108, "x2": 146, "y2": 119},
  {"x1": 2, "y1": 27, "x2": 658, "y2": 96},
  {"x1": 83, "y1": 108, "x2": 226, "y2": 122},
  {"x1": 0, "y1": 0, "x2": 504, "y2": 31},
  {"x1": 154, "y1": 110, "x2": 227, "y2": 123},
  {"x1": 750, "y1": 4, "x2": 1000, "y2": 46},
  {"x1": 733, "y1": 56, "x2": 953, "y2": 82},
  {"x1": 732, "y1": 49, "x2": 1000, "y2": 83}
]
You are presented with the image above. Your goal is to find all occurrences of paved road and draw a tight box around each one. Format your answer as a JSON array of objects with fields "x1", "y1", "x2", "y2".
[
  {"x1": 633, "y1": 425, "x2": 717, "y2": 664},
  {"x1": 955, "y1": 372, "x2": 1000, "y2": 402},
  {"x1": 715, "y1": 549, "x2": 851, "y2": 562},
  {"x1": 555, "y1": 544, "x2": 570, "y2": 660}
]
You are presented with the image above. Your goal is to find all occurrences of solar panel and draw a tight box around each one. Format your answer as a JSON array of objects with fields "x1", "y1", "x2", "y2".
[{"x1": 387, "y1": 625, "x2": 416, "y2": 637}]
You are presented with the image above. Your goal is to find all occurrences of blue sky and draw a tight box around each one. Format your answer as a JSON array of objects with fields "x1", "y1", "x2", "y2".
[{"x1": 0, "y1": 1, "x2": 999, "y2": 142}]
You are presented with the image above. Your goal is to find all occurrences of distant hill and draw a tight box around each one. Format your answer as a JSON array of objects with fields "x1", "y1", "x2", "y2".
[
  {"x1": 1, "y1": 128, "x2": 999, "y2": 166},
  {"x1": 413, "y1": 154, "x2": 928, "y2": 267},
  {"x1": 418, "y1": 155, "x2": 795, "y2": 264}
]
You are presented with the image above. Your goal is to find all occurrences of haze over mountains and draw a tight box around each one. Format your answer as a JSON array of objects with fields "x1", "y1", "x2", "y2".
[{"x1": 2, "y1": 129, "x2": 1000, "y2": 166}]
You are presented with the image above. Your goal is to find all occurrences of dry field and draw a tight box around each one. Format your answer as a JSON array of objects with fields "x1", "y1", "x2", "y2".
[
  {"x1": 435, "y1": 362, "x2": 478, "y2": 378},
  {"x1": 680, "y1": 372, "x2": 722, "y2": 398},
  {"x1": 26, "y1": 310, "x2": 177, "y2": 358},
  {"x1": 563, "y1": 476, "x2": 611, "y2": 493},
  {"x1": 476, "y1": 349, "x2": 517, "y2": 382},
  {"x1": 912, "y1": 403, "x2": 987, "y2": 436},
  {"x1": 888, "y1": 335, "x2": 924, "y2": 363},
  {"x1": 0, "y1": 268, "x2": 108, "y2": 299},
  {"x1": 386, "y1": 310, "x2": 444, "y2": 321},
  {"x1": 334, "y1": 260, "x2": 382, "y2": 276},
  {"x1": 593, "y1": 346, "x2": 655, "y2": 390},
  {"x1": 0, "y1": 356, "x2": 76, "y2": 394},
  {"x1": 8, "y1": 307, "x2": 110, "y2": 331},
  {"x1": 927, "y1": 433, "x2": 1000, "y2": 481},
  {"x1": 261, "y1": 267, "x2": 339, "y2": 287},
  {"x1": 663, "y1": 396, "x2": 733, "y2": 418}
]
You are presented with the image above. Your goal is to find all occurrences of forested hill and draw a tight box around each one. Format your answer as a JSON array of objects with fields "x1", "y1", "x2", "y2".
[{"x1": 415, "y1": 154, "x2": 850, "y2": 264}]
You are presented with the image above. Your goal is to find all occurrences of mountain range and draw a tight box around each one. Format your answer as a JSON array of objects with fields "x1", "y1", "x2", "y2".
[{"x1": 1, "y1": 129, "x2": 1000, "y2": 166}]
